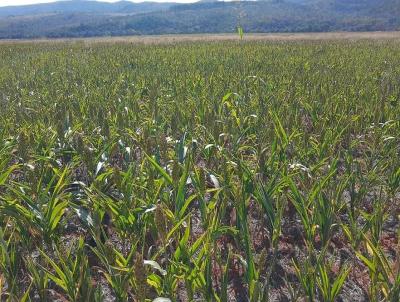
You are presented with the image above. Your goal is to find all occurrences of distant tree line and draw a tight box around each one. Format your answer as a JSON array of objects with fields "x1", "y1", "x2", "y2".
[{"x1": 0, "y1": 0, "x2": 399, "y2": 39}]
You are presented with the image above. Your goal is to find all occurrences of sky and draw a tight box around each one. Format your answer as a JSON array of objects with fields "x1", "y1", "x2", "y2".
[{"x1": 0, "y1": 0, "x2": 194, "y2": 6}]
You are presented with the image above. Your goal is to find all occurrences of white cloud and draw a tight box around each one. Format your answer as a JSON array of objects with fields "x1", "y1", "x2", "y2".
[
  {"x1": 0, "y1": 0, "x2": 194, "y2": 7},
  {"x1": 0, "y1": 0, "x2": 55, "y2": 5}
]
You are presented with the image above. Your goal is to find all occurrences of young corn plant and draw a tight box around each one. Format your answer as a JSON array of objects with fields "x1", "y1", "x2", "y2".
[
  {"x1": 0, "y1": 228, "x2": 22, "y2": 299},
  {"x1": 39, "y1": 238, "x2": 98, "y2": 302},
  {"x1": 316, "y1": 261, "x2": 350, "y2": 302}
]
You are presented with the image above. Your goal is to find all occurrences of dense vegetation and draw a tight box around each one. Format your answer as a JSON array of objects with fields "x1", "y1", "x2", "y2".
[
  {"x1": 0, "y1": 0, "x2": 175, "y2": 17},
  {"x1": 0, "y1": 39, "x2": 399, "y2": 301},
  {"x1": 0, "y1": 0, "x2": 399, "y2": 39}
]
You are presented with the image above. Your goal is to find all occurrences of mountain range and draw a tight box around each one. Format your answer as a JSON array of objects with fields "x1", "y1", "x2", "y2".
[{"x1": 0, "y1": 0, "x2": 399, "y2": 39}]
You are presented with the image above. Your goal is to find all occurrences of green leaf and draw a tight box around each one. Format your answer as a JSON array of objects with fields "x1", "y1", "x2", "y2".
[
  {"x1": 237, "y1": 26, "x2": 244, "y2": 40},
  {"x1": 49, "y1": 200, "x2": 68, "y2": 231},
  {"x1": 331, "y1": 265, "x2": 351, "y2": 300},
  {"x1": 146, "y1": 154, "x2": 173, "y2": 185},
  {"x1": 176, "y1": 156, "x2": 191, "y2": 216},
  {"x1": 0, "y1": 165, "x2": 19, "y2": 186}
]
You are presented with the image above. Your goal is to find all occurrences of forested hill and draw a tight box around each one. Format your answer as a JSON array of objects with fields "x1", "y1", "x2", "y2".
[{"x1": 0, "y1": 0, "x2": 399, "y2": 39}]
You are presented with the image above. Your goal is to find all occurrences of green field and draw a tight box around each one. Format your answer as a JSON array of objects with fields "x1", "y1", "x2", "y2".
[{"x1": 0, "y1": 39, "x2": 399, "y2": 301}]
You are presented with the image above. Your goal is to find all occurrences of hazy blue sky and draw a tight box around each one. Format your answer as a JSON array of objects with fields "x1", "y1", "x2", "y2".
[{"x1": 0, "y1": 0, "x2": 195, "y2": 6}]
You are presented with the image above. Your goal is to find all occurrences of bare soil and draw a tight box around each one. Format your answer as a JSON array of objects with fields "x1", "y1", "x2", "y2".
[{"x1": 1, "y1": 31, "x2": 400, "y2": 45}]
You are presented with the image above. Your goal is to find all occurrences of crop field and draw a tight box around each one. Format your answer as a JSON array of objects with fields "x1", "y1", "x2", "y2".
[{"x1": 0, "y1": 39, "x2": 399, "y2": 301}]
